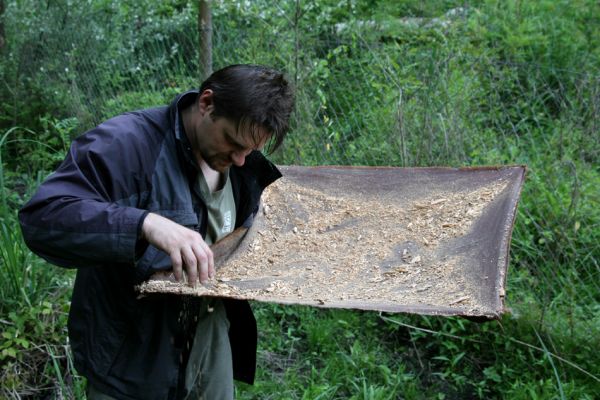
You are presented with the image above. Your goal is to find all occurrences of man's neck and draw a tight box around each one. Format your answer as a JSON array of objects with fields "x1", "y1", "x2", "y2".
[{"x1": 200, "y1": 160, "x2": 225, "y2": 192}]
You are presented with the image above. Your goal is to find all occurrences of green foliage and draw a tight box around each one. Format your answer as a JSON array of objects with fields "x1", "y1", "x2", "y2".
[
  {"x1": 0, "y1": 126, "x2": 82, "y2": 396},
  {"x1": 237, "y1": 303, "x2": 600, "y2": 398},
  {"x1": 0, "y1": 202, "x2": 83, "y2": 398},
  {"x1": 237, "y1": 305, "x2": 424, "y2": 399},
  {"x1": 0, "y1": 291, "x2": 84, "y2": 398},
  {"x1": 0, "y1": 0, "x2": 599, "y2": 398},
  {"x1": 0, "y1": 0, "x2": 199, "y2": 174}
]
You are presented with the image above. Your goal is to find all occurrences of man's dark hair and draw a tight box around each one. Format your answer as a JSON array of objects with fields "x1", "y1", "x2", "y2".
[{"x1": 200, "y1": 64, "x2": 295, "y2": 153}]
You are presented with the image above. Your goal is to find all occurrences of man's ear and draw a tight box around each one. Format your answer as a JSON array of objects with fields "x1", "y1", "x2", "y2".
[{"x1": 198, "y1": 89, "x2": 214, "y2": 115}]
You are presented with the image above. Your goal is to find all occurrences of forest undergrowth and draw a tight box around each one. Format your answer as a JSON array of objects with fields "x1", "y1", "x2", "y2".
[{"x1": 1, "y1": 1, "x2": 599, "y2": 398}]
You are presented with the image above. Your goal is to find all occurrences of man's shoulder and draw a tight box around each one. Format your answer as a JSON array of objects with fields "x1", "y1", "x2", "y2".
[
  {"x1": 116, "y1": 105, "x2": 172, "y2": 132},
  {"x1": 85, "y1": 105, "x2": 172, "y2": 141},
  {"x1": 69, "y1": 105, "x2": 173, "y2": 164}
]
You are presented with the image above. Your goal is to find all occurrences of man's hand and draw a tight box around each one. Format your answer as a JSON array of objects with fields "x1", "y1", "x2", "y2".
[{"x1": 141, "y1": 212, "x2": 214, "y2": 285}]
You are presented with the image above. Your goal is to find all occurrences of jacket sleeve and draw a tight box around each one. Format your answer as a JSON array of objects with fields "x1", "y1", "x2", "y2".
[{"x1": 18, "y1": 114, "x2": 159, "y2": 269}]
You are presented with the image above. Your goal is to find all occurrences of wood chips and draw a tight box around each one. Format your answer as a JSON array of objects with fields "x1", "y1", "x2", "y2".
[{"x1": 139, "y1": 166, "x2": 525, "y2": 318}]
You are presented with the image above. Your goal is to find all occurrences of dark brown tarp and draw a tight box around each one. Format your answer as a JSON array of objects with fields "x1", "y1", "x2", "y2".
[{"x1": 140, "y1": 165, "x2": 526, "y2": 319}]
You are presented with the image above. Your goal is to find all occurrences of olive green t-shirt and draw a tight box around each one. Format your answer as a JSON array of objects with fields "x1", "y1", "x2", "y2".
[{"x1": 197, "y1": 170, "x2": 237, "y2": 246}]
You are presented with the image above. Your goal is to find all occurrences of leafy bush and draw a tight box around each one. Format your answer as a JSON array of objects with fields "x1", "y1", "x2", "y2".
[{"x1": 0, "y1": 0, "x2": 598, "y2": 398}]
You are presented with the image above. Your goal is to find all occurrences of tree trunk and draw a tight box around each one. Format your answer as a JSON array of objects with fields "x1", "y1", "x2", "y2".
[
  {"x1": 198, "y1": 0, "x2": 212, "y2": 82},
  {"x1": 0, "y1": 0, "x2": 6, "y2": 51}
]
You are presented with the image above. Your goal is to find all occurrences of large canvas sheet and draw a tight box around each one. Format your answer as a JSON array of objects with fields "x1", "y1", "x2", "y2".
[{"x1": 139, "y1": 165, "x2": 525, "y2": 319}]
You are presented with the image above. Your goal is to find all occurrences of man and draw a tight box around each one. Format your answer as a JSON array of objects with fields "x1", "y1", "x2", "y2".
[{"x1": 19, "y1": 64, "x2": 295, "y2": 399}]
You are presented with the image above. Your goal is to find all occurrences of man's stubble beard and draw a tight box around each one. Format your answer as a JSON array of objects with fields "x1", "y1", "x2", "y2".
[{"x1": 204, "y1": 153, "x2": 232, "y2": 173}]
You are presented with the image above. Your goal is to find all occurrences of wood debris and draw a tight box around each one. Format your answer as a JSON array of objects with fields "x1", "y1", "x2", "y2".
[{"x1": 140, "y1": 173, "x2": 511, "y2": 315}]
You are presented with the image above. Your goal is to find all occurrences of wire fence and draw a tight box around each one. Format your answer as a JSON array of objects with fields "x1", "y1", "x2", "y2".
[{"x1": 2, "y1": 0, "x2": 600, "y2": 389}]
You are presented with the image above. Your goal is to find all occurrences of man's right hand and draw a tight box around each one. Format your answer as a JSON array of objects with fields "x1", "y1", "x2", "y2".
[{"x1": 141, "y1": 212, "x2": 214, "y2": 285}]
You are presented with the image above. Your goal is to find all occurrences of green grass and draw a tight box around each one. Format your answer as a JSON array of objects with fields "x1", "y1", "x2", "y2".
[
  {"x1": 236, "y1": 302, "x2": 599, "y2": 399},
  {"x1": 0, "y1": 202, "x2": 85, "y2": 398},
  {"x1": 0, "y1": 213, "x2": 85, "y2": 398},
  {"x1": 1, "y1": 0, "x2": 599, "y2": 398},
  {"x1": 0, "y1": 128, "x2": 86, "y2": 399}
]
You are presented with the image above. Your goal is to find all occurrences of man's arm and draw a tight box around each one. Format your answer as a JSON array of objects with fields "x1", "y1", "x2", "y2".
[
  {"x1": 18, "y1": 121, "x2": 149, "y2": 268},
  {"x1": 18, "y1": 115, "x2": 214, "y2": 284}
]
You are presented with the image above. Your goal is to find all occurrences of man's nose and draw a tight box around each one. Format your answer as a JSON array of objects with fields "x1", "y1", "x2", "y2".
[{"x1": 230, "y1": 149, "x2": 252, "y2": 167}]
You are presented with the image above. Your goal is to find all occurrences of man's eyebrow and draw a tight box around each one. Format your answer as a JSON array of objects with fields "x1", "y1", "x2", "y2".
[{"x1": 225, "y1": 130, "x2": 247, "y2": 149}]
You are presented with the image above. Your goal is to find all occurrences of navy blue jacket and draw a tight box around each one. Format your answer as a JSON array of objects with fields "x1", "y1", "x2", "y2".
[{"x1": 18, "y1": 91, "x2": 281, "y2": 399}]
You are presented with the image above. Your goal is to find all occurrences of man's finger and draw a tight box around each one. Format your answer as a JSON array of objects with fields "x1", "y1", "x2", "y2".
[
  {"x1": 182, "y1": 247, "x2": 199, "y2": 286},
  {"x1": 191, "y1": 245, "x2": 209, "y2": 284},
  {"x1": 192, "y1": 241, "x2": 213, "y2": 283},
  {"x1": 206, "y1": 246, "x2": 215, "y2": 279},
  {"x1": 201, "y1": 242, "x2": 214, "y2": 281},
  {"x1": 170, "y1": 251, "x2": 183, "y2": 282}
]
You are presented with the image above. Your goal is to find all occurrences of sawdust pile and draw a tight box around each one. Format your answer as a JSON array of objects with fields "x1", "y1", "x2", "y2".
[{"x1": 140, "y1": 176, "x2": 509, "y2": 314}]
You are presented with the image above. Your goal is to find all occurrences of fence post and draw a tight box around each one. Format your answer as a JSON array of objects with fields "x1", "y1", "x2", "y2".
[
  {"x1": 198, "y1": 0, "x2": 212, "y2": 82},
  {"x1": 0, "y1": 0, "x2": 5, "y2": 51}
]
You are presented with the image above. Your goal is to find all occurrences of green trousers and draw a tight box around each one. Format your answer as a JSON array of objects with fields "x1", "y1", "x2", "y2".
[
  {"x1": 87, "y1": 298, "x2": 234, "y2": 400},
  {"x1": 184, "y1": 298, "x2": 233, "y2": 399}
]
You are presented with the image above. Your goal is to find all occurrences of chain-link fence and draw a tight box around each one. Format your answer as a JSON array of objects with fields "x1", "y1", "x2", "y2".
[{"x1": 2, "y1": 0, "x2": 599, "y2": 394}]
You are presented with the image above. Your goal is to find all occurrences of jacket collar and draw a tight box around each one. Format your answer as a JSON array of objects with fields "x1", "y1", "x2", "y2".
[{"x1": 171, "y1": 90, "x2": 199, "y2": 143}]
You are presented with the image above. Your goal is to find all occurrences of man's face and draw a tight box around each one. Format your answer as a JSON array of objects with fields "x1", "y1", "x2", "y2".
[{"x1": 190, "y1": 91, "x2": 270, "y2": 173}]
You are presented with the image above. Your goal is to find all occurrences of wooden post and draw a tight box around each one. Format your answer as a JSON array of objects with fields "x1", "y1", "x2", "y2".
[
  {"x1": 198, "y1": 0, "x2": 212, "y2": 82},
  {"x1": 0, "y1": 0, "x2": 6, "y2": 51}
]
